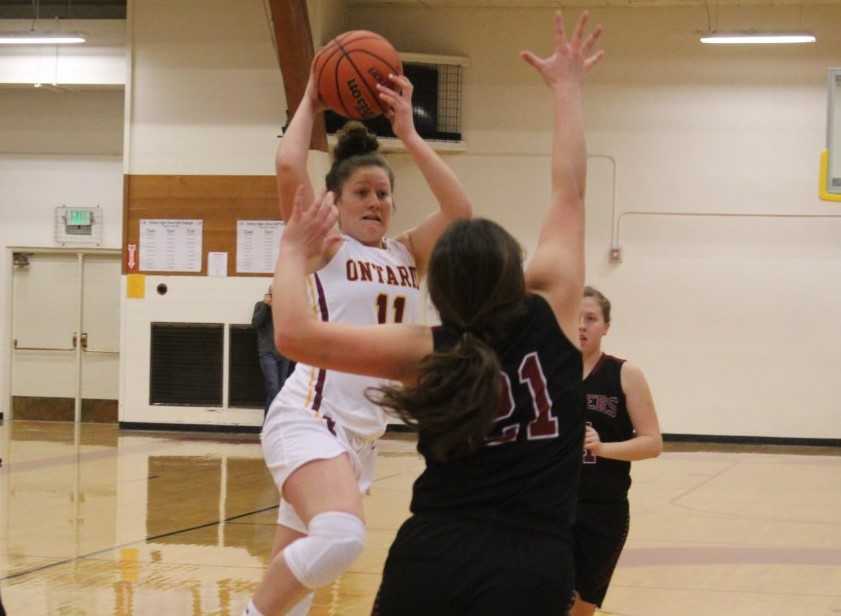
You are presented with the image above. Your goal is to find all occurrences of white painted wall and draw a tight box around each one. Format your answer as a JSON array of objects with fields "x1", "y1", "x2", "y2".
[
  {"x1": 121, "y1": 276, "x2": 272, "y2": 427},
  {"x1": 119, "y1": 0, "x2": 348, "y2": 427},
  {"x1": 347, "y1": 5, "x2": 841, "y2": 439},
  {"x1": 125, "y1": 0, "x2": 286, "y2": 175},
  {"x1": 4, "y1": 1, "x2": 840, "y2": 438},
  {"x1": 0, "y1": 18, "x2": 125, "y2": 416},
  {"x1": 0, "y1": 19, "x2": 125, "y2": 86},
  {"x1": 308, "y1": 0, "x2": 347, "y2": 47},
  {"x1": 0, "y1": 88, "x2": 124, "y2": 155},
  {"x1": 0, "y1": 155, "x2": 123, "y2": 409}
]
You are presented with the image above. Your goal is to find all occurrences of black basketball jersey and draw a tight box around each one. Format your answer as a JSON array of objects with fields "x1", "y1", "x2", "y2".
[
  {"x1": 410, "y1": 294, "x2": 584, "y2": 535},
  {"x1": 579, "y1": 353, "x2": 634, "y2": 503}
]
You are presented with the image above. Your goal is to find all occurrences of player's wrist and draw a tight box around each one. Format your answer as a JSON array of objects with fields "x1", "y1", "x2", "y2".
[
  {"x1": 399, "y1": 129, "x2": 423, "y2": 148},
  {"x1": 551, "y1": 79, "x2": 582, "y2": 98},
  {"x1": 278, "y1": 242, "x2": 309, "y2": 262}
]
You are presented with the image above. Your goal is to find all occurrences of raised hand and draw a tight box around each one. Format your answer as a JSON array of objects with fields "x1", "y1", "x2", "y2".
[
  {"x1": 283, "y1": 186, "x2": 341, "y2": 260},
  {"x1": 520, "y1": 11, "x2": 604, "y2": 87},
  {"x1": 303, "y1": 65, "x2": 326, "y2": 113},
  {"x1": 376, "y1": 73, "x2": 417, "y2": 141}
]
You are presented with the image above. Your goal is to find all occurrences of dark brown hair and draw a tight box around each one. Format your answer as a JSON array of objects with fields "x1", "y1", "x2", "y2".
[
  {"x1": 325, "y1": 121, "x2": 395, "y2": 195},
  {"x1": 370, "y1": 219, "x2": 528, "y2": 463}
]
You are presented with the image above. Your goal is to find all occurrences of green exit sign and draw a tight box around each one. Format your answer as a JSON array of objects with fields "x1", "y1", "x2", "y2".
[{"x1": 68, "y1": 209, "x2": 91, "y2": 226}]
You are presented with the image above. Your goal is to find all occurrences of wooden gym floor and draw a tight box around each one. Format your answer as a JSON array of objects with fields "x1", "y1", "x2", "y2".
[{"x1": 0, "y1": 420, "x2": 840, "y2": 616}]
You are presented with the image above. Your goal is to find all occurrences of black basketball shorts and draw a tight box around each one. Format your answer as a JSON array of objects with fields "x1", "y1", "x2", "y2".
[
  {"x1": 372, "y1": 514, "x2": 575, "y2": 616},
  {"x1": 572, "y1": 499, "x2": 630, "y2": 607}
]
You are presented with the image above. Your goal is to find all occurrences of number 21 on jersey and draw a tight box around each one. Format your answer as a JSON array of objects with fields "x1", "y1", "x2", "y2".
[{"x1": 487, "y1": 351, "x2": 559, "y2": 445}]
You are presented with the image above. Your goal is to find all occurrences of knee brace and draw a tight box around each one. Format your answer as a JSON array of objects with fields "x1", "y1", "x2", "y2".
[
  {"x1": 286, "y1": 592, "x2": 314, "y2": 616},
  {"x1": 282, "y1": 511, "x2": 366, "y2": 589}
]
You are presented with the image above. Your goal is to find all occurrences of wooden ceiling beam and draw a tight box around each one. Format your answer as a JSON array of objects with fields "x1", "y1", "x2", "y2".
[{"x1": 267, "y1": 0, "x2": 327, "y2": 152}]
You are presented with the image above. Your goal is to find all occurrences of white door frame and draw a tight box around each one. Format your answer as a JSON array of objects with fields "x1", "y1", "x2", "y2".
[{"x1": 7, "y1": 246, "x2": 121, "y2": 423}]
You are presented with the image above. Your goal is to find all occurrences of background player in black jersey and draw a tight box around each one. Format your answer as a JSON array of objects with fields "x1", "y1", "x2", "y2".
[
  {"x1": 271, "y1": 11, "x2": 604, "y2": 615},
  {"x1": 572, "y1": 285, "x2": 663, "y2": 616}
]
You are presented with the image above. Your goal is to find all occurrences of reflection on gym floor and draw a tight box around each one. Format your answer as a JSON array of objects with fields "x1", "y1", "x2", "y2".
[{"x1": 1, "y1": 421, "x2": 840, "y2": 615}]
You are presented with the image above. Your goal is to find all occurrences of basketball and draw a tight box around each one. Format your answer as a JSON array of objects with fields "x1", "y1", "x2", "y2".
[{"x1": 314, "y1": 31, "x2": 403, "y2": 121}]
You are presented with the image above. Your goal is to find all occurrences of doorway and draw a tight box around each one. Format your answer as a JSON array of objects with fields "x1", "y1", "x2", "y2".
[{"x1": 9, "y1": 248, "x2": 121, "y2": 422}]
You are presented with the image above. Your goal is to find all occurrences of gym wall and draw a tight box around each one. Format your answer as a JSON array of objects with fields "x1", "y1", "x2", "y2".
[
  {"x1": 0, "y1": 19, "x2": 126, "y2": 419},
  {"x1": 3, "y1": 1, "x2": 839, "y2": 440},
  {"x1": 349, "y1": 4, "x2": 841, "y2": 441}
]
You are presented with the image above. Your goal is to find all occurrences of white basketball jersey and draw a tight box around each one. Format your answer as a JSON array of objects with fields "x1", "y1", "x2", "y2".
[{"x1": 275, "y1": 233, "x2": 422, "y2": 439}]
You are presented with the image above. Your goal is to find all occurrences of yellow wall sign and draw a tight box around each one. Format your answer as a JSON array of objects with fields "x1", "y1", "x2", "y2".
[{"x1": 127, "y1": 274, "x2": 145, "y2": 299}]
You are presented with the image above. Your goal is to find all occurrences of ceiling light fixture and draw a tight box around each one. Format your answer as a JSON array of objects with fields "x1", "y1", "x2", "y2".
[
  {"x1": 0, "y1": 32, "x2": 85, "y2": 45},
  {"x1": 0, "y1": 2, "x2": 86, "y2": 46},
  {"x1": 700, "y1": 33, "x2": 816, "y2": 45}
]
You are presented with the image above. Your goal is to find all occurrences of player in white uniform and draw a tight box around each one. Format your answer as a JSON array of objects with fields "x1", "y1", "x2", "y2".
[{"x1": 243, "y1": 68, "x2": 472, "y2": 616}]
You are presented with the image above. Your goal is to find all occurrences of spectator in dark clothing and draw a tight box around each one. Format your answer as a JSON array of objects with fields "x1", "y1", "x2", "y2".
[{"x1": 252, "y1": 285, "x2": 294, "y2": 414}]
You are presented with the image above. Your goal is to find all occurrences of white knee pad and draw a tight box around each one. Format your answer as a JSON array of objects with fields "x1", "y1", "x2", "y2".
[
  {"x1": 283, "y1": 511, "x2": 366, "y2": 590},
  {"x1": 286, "y1": 592, "x2": 314, "y2": 616}
]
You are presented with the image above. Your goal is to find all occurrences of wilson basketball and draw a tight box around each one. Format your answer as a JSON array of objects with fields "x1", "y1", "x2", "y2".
[{"x1": 314, "y1": 31, "x2": 403, "y2": 120}]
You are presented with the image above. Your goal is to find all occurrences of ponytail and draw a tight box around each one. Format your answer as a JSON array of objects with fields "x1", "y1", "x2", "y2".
[
  {"x1": 369, "y1": 218, "x2": 529, "y2": 463},
  {"x1": 370, "y1": 330, "x2": 501, "y2": 463}
]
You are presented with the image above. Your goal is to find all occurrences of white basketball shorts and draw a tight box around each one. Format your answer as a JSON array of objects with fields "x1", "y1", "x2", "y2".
[{"x1": 260, "y1": 404, "x2": 377, "y2": 532}]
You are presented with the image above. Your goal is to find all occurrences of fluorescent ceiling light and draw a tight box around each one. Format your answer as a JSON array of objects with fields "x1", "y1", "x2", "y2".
[
  {"x1": 0, "y1": 33, "x2": 86, "y2": 45},
  {"x1": 700, "y1": 33, "x2": 816, "y2": 45}
]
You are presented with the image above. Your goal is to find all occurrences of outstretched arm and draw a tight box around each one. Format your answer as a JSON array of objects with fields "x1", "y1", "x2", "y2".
[
  {"x1": 275, "y1": 74, "x2": 322, "y2": 222},
  {"x1": 522, "y1": 12, "x2": 604, "y2": 343},
  {"x1": 379, "y1": 74, "x2": 473, "y2": 277},
  {"x1": 272, "y1": 187, "x2": 432, "y2": 383}
]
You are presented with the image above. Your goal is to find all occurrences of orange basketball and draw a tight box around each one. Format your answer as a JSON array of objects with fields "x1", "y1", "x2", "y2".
[{"x1": 314, "y1": 31, "x2": 403, "y2": 121}]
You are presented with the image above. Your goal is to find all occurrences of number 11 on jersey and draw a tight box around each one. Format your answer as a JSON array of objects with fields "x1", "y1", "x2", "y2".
[{"x1": 376, "y1": 294, "x2": 406, "y2": 324}]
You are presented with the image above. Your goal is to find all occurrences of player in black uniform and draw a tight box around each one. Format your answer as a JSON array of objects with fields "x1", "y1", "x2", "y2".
[
  {"x1": 270, "y1": 11, "x2": 604, "y2": 615},
  {"x1": 571, "y1": 286, "x2": 663, "y2": 616}
]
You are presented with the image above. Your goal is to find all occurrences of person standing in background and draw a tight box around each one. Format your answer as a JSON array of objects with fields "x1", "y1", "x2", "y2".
[
  {"x1": 572, "y1": 285, "x2": 663, "y2": 616},
  {"x1": 252, "y1": 284, "x2": 293, "y2": 415}
]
